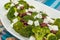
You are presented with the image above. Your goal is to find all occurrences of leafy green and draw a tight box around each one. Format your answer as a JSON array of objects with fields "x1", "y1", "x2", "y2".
[
  {"x1": 32, "y1": 27, "x2": 50, "y2": 40},
  {"x1": 18, "y1": 0, "x2": 29, "y2": 9},
  {"x1": 4, "y1": 2, "x2": 11, "y2": 10},
  {"x1": 19, "y1": 25, "x2": 34, "y2": 37},
  {"x1": 17, "y1": 16, "x2": 21, "y2": 21},
  {"x1": 32, "y1": 12, "x2": 38, "y2": 17},
  {"x1": 13, "y1": 21, "x2": 23, "y2": 32},
  {"x1": 29, "y1": 6, "x2": 35, "y2": 9},
  {"x1": 17, "y1": 9, "x2": 26, "y2": 14},
  {"x1": 36, "y1": 18, "x2": 43, "y2": 23},
  {"x1": 23, "y1": 15, "x2": 34, "y2": 22},
  {"x1": 47, "y1": 33, "x2": 57, "y2": 40},
  {"x1": 13, "y1": 23, "x2": 34, "y2": 37},
  {"x1": 54, "y1": 18, "x2": 60, "y2": 29},
  {"x1": 56, "y1": 30, "x2": 60, "y2": 39},
  {"x1": 40, "y1": 11, "x2": 47, "y2": 17},
  {"x1": 7, "y1": 6, "x2": 16, "y2": 22}
]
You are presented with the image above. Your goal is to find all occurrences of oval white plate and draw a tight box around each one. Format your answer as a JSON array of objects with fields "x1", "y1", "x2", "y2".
[{"x1": 0, "y1": 0, "x2": 60, "y2": 40}]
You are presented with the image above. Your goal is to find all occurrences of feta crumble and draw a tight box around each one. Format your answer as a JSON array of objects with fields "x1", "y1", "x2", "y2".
[
  {"x1": 13, "y1": 18, "x2": 18, "y2": 23},
  {"x1": 11, "y1": 18, "x2": 18, "y2": 27},
  {"x1": 14, "y1": 12, "x2": 18, "y2": 16},
  {"x1": 26, "y1": 12, "x2": 31, "y2": 16},
  {"x1": 17, "y1": 4, "x2": 24, "y2": 9},
  {"x1": 34, "y1": 20, "x2": 39, "y2": 26},
  {"x1": 48, "y1": 24, "x2": 58, "y2": 31},
  {"x1": 47, "y1": 17, "x2": 54, "y2": 23},
  {"x1": 43, "y1": 16, "x2": 54, "y2": 23},
  {"x1": 36, "y1": 13, "x2": 42, "y2": 18},
  {"x1": 28, "y1": 20, "x2": 33, "y2": 25}
]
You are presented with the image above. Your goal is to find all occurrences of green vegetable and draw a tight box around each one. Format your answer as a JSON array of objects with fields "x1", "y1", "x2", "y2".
[
  {"x1": 13, "y1": 22, "x2": 34, "y2": 37},
  {"x1": 56, "y1": 31, "x2": 60, "y2": 39},
  {"x1": 4, "y1": 2, "x2": 11, "y2": 10},
  {"x1": 18, "y1": 0, "x2": 29, "y2": 9},
  {"x1": 40, "y1": 11, "x2": 47, "y2": 17},
  {"x1": 32, "y1": 27, "x2": 50, "y2": 40},
  {"x1": 17, "y1": 16, "x2": 21, "y2": 21},
  {"x1": 7, "y1": 6, "x2": 16, "y2": 22},
  {"x1": 47, "y1": 33, "x2": 57, "y2": 40},
  {"x1": 32, "y1": 12, "x2": 38, "y2": 17},
  {"x1": 13, "y1": 21, "x2": 23, "y2": 32},
  {"x1": 17, "y1": 9, "x2": 26, "y2": 14},
  {"x1": 29, "y1": 6, "x2": 35, "y2": 9},
  {"x1": 54, "y1": 18, "x2": 60, "y2": 29},
  {"x1": 35, "y1": 18, "x2": 43, "y2": 23},
  {"x1": 19, "y1": 25, "x2": 34, "y2": 37},
  {"x1": 23, "y1": 15, "x2": 34, "y2": 22}
]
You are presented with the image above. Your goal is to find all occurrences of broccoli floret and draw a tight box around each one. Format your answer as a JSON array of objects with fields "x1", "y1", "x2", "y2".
[
  {"x1": 47, "y1": 33, "x2": 57, "y2": 40},
  {"x1": 56, "y1": 31, "x2": 60, "y2": 39},
  {"x1": 13, "y1": 21, "x2": 23, "y2": 32},
  {"x1": 13, "y1": 22, "x2": 34, "y2": 37},
  {"x1": 19, "y1": 25, "x2": 34, "y2": 37},
  {"x1": 32, "y1": 26, "x2": 50, "y2": 40}
]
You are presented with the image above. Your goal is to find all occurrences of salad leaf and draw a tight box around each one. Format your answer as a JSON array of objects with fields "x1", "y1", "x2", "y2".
[
  {"x1": 13, "y1": 23, "x2": 34, "y2": 37},
  {"x1": 13, "y1": 21, "x2": 23, "y2": 32},
  {"x1": 23, "y1": 15, "x2": 34, "y2": 22},
  {"x1": 40, "y1": 11, "x2": 47, "y2": 17},
  {"x1": 19, "y1": 25, "x2": 34, "y2": 37},
  {"x1": 32, "y1": 27, "x2": 50, "y2": 40},
  {"x1": 4, "y1": 2, "x2": 11, "y2": 10},
  {"x1": 29, "y1": 6, "x2": 35, "y2": 9},
  {"x1": 17, "y1": 9, "x2": 26, "y2": 14},
  {"x1": 18, "y1": 0, "x2": 29, "y2": 9},
  {"x1": 32, "y1": 12, "x2": 38, "y2": 17},
  {"x1": 36, "y1": 18, "x2": 43, "y2": 23},
  {"x1": 7, "y1": 6, "x2": 16, "y2": 22},
  {"x1": 47, "y1": 33, "x2": 57, "y2": 40},
  {"x1": 56, "y1": 30, "x2": 60, "y2": 39},
  {"x1": 54, "y1": 18, "x2": 60, "y2": 29}
]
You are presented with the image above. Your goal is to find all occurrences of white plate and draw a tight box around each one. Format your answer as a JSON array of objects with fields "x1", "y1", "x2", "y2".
[{"x1": 0, "y1": 0, "x2": 60, "y2": 40}]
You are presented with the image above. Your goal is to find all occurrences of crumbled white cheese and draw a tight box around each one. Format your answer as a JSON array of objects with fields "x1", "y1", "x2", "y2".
[
  {"x1": 48, "y1": 24, "x2": 58, "y2": 31},
  {"x1": 14, "y1": 12, "x2": 18, "y2": 16},
  {"x1": 11, "y1": 18, "x2": 18, "y2": 27},
  {"x1": 13, "y1": 18, "x2": 18, "y2": 23},
  {"x1": 17, "y1": 4, "x2": 24, "y2": 9},
  {"x1": 47, "y1": 17, "x2": 54, "y2": 23},
  {"x1": 34, "y1": 20, "x2": 39, "y2": 26},
  {"x1": 28, "y1": 8, "x2": 36, "y2": 12},
  {"x1": 28, "y1": 8, "x2": 33, "y2": 11},
  {"x1": 28, "y1": 20, "x2": 33, "y2": 25},
  {"x1": 11, "y1": 4, "x2": 14, "y2": 6},
  {"x1": 43, "y1": 18, "x2": 49, "y2": 23},
  {"x1": 36, "y1": 13, "x2": 42, "y2": 18},
  {"x1": 26, "y1": 12, "x2": 31, "y2": 16},
  {"x1": 26, "y1": 9, "x2": 28, "y2": 12},
  {"x1": 43, "y1": 16, "x2": 54, "y2": 23},
  {"x1": 29, "y1": 36, "x2": 35, "y2": 40}
]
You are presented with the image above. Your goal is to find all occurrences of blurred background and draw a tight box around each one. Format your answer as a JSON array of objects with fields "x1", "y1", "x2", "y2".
[{"x1": 0, "y1": 0, "x2": 60, "y2": 40}]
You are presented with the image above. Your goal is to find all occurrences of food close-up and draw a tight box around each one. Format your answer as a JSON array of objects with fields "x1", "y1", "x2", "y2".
[{"x1": 3, "y1": 0, "x2": 60, "y2": 40}]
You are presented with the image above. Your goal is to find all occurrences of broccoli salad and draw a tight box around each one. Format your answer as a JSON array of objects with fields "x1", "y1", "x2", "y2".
[{"x1": 4, "y1": 0, "x2": 60, "y2": 40}]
